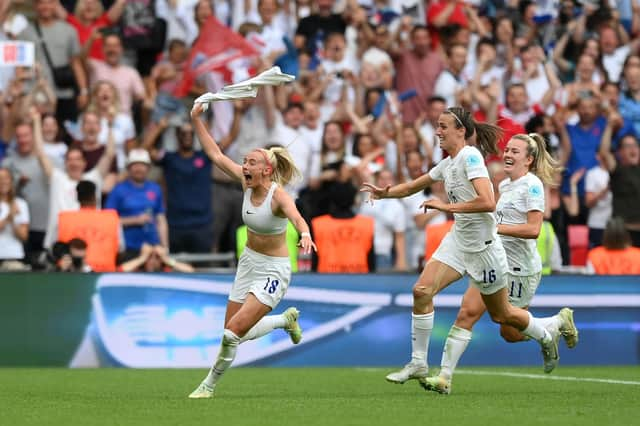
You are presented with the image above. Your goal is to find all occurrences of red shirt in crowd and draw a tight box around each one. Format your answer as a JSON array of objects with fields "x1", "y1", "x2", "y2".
[
  {"x1": 427, "y1": 1, "x2": 468, "y2": 48},
  {"x1": 66, "y1": 13, "x2": 113, "y2": 61}
]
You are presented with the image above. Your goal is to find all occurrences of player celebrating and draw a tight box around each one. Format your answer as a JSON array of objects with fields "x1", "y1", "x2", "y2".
[
  {"x1": 361, "y1": 107, "x2": 565, "y2": 389},
  {"x1": 188, "y1": 102, "x2": 317, "y2": 399},
  {"x1": 422, "y1": 133, "x2": 579, "y2": 394}
]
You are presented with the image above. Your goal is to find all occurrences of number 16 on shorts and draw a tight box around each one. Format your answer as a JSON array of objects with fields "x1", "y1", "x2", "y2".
[{"x1": 263, "y1": 277, "x2": 280, "y2": 294}]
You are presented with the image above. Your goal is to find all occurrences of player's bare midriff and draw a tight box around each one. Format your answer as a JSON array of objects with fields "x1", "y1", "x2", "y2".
[{"x1": 246, "y1": 231, "x2": 289, "y2": 258}]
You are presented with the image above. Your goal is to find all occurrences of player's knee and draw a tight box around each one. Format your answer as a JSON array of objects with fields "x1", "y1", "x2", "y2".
[
  {"x1": 500, "y1": 325, "x2": 524, "y2": 343},
  {"x1": 412, "y1": 281, "x2": 435, "y2": 302},
  {"x1": 456, "y1": 306, "x2": 482, "y2": 329}
]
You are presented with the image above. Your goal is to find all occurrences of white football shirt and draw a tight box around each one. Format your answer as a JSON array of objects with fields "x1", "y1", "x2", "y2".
[
  {"x1": 496, "y1": 173, "x2": 545, "y2": 275},
  {"x1": 428, "y1": 146, "x2": 496, "y2": 252}
]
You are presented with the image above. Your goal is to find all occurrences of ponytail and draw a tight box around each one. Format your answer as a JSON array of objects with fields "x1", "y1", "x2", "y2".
[
  {"x1": 473, "y1": 121, "x2": 502, "y2": 156},
  {"x1": 259, "y1": 147, "x2": 301, "y2": 187},
  {"x1": 445, "y1": 107, "x2": 502, "y2": 156},
  {"x1": 512, "y1": 133, "x2": 562, "y2": 186}
]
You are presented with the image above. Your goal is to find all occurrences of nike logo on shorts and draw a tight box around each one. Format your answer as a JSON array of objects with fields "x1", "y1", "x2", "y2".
[{"x1": 246, "y1": 211, "x2": 255, "y2": 214}]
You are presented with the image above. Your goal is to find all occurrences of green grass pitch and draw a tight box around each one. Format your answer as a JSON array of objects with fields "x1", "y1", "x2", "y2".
[{"x1": 1, "y1": 367, "x2": 638, "y2": 426}]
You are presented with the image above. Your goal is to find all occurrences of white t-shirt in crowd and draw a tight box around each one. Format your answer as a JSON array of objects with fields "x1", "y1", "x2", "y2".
[
  {"x1": 97, "y1": 114, "x2": 135, "y2": 170},
  {"x1": 44, "y1": 168, "x2": 102, "y2": 248},
  {"x1": 585, "y1": 165, "x2": 612, "y2": 230},
  {"x1": 496, "y1": 173, "x2": 545, "y2": 276},
  {"x1": 360, "y1": 198, "x2": 407, "y2": 256},
  {"x1": 429, "y1": 146, "x2": 496, "y2": 252},
  {"x1": 43, "y1": 142, "x2": 68, "y2": 170},
  {"x1": 0, "y1": 198, "x2": 29, "y2": 259},
  {"x1": 402, "y1": 191, "x2": 447, "y2": 269},
  {"x1": 433, "y1": 70, "x2": 467, "y2": 108},
  {"x1": 603, "y1": 45, "x2": 630, "y2": 83},
  {"x1": 419, "y1": 122, "x2": 443, "y2": 164}
]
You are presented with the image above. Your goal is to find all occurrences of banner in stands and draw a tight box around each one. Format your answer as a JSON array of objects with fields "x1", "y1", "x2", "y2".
[{"x1": 0, "y1": 273, "x2": 638, "y2": 367}]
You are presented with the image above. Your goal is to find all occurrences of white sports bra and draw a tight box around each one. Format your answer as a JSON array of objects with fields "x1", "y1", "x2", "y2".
[{"x1": 242, "y1": 182, "x2": 288, "y2": 235}]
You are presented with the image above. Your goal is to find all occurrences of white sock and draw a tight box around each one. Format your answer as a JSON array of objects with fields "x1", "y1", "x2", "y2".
[
  {"x1": 538, "y1": 314, "x2": 560, "y2": 330},
  {"x1": 203, "y1": 329, "x2": 240, "y2": 387},
  {"x1": 439, "y1": 325, "x2": 472, "y2": 381},
  {"x1": 522, "y1": 312, "x2": 552, "y2": 344},
  {"x1": 240, "y1": 315, "x2": 287, "y2": 343},
  {"x1": 411, "y1": 312, "x2": 434, "y2": 365}
]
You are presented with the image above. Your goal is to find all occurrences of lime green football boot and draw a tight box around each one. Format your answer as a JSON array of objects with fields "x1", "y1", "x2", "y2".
[
  {"x1": 283, "y1": 307, "x2": 302, "y2": 344},
  {"x1": 419, "y1": 376, "x2": 451, "y2": 395}
]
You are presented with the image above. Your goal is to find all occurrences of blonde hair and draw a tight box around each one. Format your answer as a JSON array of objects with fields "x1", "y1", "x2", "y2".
[
  {"x1": 257, "y1": 147, "x2": 301, "y2": 187},
  {"x1": 511, "y1": 133, "x2": 562, "y2": 186},
  {"x1": 87, "y1": 80, "x2": 122, "y2": 115},
  {"x1": 0, "y1": 167, "x2": 15, "y2": 203}
]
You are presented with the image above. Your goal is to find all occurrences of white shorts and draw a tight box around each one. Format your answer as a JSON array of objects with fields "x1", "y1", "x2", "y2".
[
  {"x1": 432, "y1": 231, "x2": 508, "y2": 295},
  {"x1": 230, "y1": 246, "x2": 291, "y2": 309},
  {"x1": 506, "y1": 272, "x2": 542, "y2": 308}
]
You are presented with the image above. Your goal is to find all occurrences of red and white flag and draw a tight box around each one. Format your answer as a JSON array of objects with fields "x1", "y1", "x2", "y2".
[{"x1": 173, "y1": 16, "x2": 259, "y2": 98}]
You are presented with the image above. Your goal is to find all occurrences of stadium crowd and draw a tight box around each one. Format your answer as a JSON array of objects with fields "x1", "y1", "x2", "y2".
[{"x1": 0, "y1": 0, "x2": 639, "y2": 274}]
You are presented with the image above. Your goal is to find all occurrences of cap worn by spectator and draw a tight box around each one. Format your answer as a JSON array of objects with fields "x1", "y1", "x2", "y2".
[{"x1": 126, "y1": 149, "x2": 152, "y2": 167}]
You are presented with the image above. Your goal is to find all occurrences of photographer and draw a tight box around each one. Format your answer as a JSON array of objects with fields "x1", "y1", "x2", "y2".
[{"x1": 51, "y1": 238, "x2": 92, "y2": 272}]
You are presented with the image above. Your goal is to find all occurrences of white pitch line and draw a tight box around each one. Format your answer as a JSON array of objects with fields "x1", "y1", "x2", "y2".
[
  {"x1": 354, "y1": 368, "x2": 640, "y2": 386},
  {"x1": 457, "y1": 369, "x2": 640, "y2": 386}
]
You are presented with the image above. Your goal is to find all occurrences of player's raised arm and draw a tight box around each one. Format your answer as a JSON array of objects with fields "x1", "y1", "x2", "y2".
[
  {"x1": 361, "y1": 172, "x2": 434, "y2": 200},
  {"x1": 190, "y1": 103, "x2": 243, "y2": 182}
]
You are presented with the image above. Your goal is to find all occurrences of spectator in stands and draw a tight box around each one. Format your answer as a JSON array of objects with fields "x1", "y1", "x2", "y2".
[
  {"x1": 558, "y1": 94, "x2": 606, "y2": 222},
  {"x1": 86, "y1": 80, "x2": 137, "y2": 170},
  {"x1": 145, "y1": 120, "x2": 213, "y2": 254},
  {"x1": 19, "y1": 0, "x2": 89, "y2": 133},
  {"x1": 40, "y1": 113, "x2": 67, "y2": 169},
  {"x1": 106, "y1": 148, "x2": 168, "y2": 252},
  {"x1": 345, "y1": 133, "x2": 384, "y2": 186},
  {"x1": 318, "y1": 32, "x2": 358, "y2": 109},
  {"x1": 394, "y1": 25, "x2": 445, "y2": 123},
  {"x1": 73, "y1": 111, "x2": 118, "y2": 193},
  {"x1": 618, "y1": 63, "x2": 640, "y2": 138},
  {"x1": 300, "y1": 100, "x2": 323, "y2": 155},
  {"x1": 599, "y1": 110, "x2": 640, "y2": 247},
  {"x1": 584, "y1": 155, "x2": 613, "y2": 248},
  {"x1": 562, "y1": 54, "x2": 603, "y2": 113},
  {"x1": 295, "y1": 0, "x2": 346, "y2": 53},
  {"x1": 426, "y1": 0, "x2": 468, "y2": 49},
  {"x1": 52, "y1": 238, "x2": 92, "y2": 272},
  {"x1": 1, "y1": 121, "x2": 49, "y2": 259},
  {"x1": 32, "y1": 109, "x2": 116, "y2": 249},
  {"x1": 57, "y1": 180, "x2": 122, "y2": 272},
  {"x1": 360, "y1": 168, "x2": 407, "y2": 271},
  {"x1": 597, "y1": 25, "x2": 640, "y2": 83},
  {"x1": 85, "y1": 33, "x2": 147, "y2": 115},
  {"x1": 418, "y1": 96, "x2": 447, "y2": 164},
  {"x1": 312, "y1": 182, "x2": 374, "y2": 273},
  {"x1": 299, "y1": 120, "x2": 350, "y2": 221},
  {"x1": 118, "y1": 242, "x2": 194, "y2": 272},
  {"x1": 587, "y1": 217, "x2": 640, "y2": 274},
  {"x1": 149, "y1": 39, "x2": 189, "y2": 125},
  {"x1": 0, "y1": 167, "x2": 29, "y2": 264},
  {"x1": 54, "y1": 0, "x2": 127, "y2": 61},
  {"x1": 434, "y1": 43, "x2": 469, "y2": 108},
  {"x1": 273, "y1": 102, "x2": 314, "y2": 197}
]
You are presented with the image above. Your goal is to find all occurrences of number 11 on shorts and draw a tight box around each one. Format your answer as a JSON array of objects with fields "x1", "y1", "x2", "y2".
[{"x1": 263, "y1": 277, "x2": 280, "y2": 294}]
